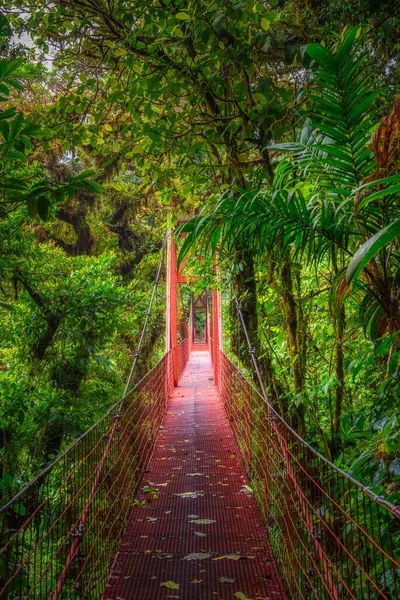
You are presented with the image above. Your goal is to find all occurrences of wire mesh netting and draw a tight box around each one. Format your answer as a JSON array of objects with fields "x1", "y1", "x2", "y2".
[
  {"x1": 216, "y1": 349, "x2": 400, "y2": 600},
  {"x1": 1, "y1": 351, "x2": 158, "y2": 598},
  {"x1": 0, "y1": 339, "x2": 190, "y2": 599}
]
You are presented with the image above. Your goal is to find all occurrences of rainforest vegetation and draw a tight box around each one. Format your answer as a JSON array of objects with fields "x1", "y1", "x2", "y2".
[{"x1": 0, "y1": 0, "x2": 399, "y2": 512}]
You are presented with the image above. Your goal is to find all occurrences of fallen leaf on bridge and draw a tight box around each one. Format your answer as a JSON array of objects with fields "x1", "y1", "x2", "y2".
[
  {"x1": 176, "y1": 491, "x2": 204, "y2": 498},
  {"x1": 161, "y1": 581, "x2": 180, "y2": 590},
  {"x1": 189, "y1": 518, "x2": 216, "y2": 524},
  {"x1": 219, "y1": 577, "x2": 235, "y2": 584},
  {"x1": 183, "y1": 552, "x2": 211, "y2": 560}
]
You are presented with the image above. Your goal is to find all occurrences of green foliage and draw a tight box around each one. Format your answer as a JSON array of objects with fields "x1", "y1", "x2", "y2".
[
  {"x1": 0, "y1": 58, "x2": 103, "y2": 220},
  {"x1": 347, "y1": 219, "x2": 400, "y2": 284},
  {"x1": 179, "y1": 27, "x2": 400, "y2": 494},
  {"x1": 0, "y1": 0, "x2": 398, "y2": 518},
  {"x1": 0, "y1": 196, "x2": 166, "y2": 483}
]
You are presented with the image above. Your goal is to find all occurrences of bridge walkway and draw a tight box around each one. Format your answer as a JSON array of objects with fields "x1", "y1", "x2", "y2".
[{"x1": 105, "y1": 350, "x2": 287, "y2": 599}]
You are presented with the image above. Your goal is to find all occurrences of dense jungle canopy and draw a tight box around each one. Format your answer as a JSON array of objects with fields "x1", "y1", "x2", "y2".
[{"x1": 0, "y1": 0, "x2": 400, "y2": 509}]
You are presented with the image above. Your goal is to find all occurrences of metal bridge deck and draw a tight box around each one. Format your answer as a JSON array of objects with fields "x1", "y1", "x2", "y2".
[{"x1": 105, "y1": 351, "x2": 286, "y2": 600}]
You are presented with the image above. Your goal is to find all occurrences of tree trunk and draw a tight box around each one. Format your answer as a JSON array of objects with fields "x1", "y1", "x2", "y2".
[
  {"x1": 232, "y1": 249, "x2": 286, "y2": 414},
  {"x1": 15, "y1": 273, "x2": 61, "y2": 360},
  {"x1": 280, "y1": 253, "x2": 306, "y2": 435},
  {"x1": 331, "y1": 303, "x2": 345, "y2": 458}
]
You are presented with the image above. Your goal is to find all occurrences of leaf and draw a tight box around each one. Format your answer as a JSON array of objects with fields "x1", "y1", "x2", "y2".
[
  {"x1": 143, "y1": 486, "x2": 158, "y2": 493},
  {"x1": 189, "y1": 519, "x2": 216, "y2": 524},
  {"x1": 0, "y1": 301, "x2": 16, "y2": 313},
  {"x1": 191, "y1": 579, "x2": 203, "y2": 584},
  {"x1": 346, "y1": 220, "x2": 400, "y2": 284},
  {"x1": 267, "y1": 142, "x2": 304, "y2": 152},
  {"x1": 194, "y1": 532, "x2": 206, "y2": 537},
  {"x1": 0, "y1": 107, "x2": 17, "y2": 121},
  {"x1": 183, "y1": 553, "x2": 211, "y2": 560},
  {"x1": 234, "y1": 593, "x2": 252, "y2": 600},
  {"x1": 176, "y1": 12, "x2": 190, "y2": 20},
  {"x1": 0, "y1": 82, "x2": 9, "y2": 97},
  {"x1": 357, "y1": 184, "x2": 400, "y2": 210},
  {"x1": 161, "y1": 581, "x2": 180, "y2": 590},
  {"x1": 353, "y1": 175, "x2": 400, "y2": 193},
  {"x1": 8, "y1": 79, "x2": 23, "y2": 92},
  {"x1": 252, "y1": 92, "x2": 267, "y2": 105},
  {"x1": 306, "y1": 43, "x2": 337, "y2": 73},
  {"x1": 0, "y1": 58, "x2": 22, "y2": 80},
  {"x1": 220, "y1": 577, "x2": 235, "y2": 583},
  {"x1": 29, "y1": 128, "x2": 52, "y2": 139},
  {"x1": 176, "y1": 491, "x2": 203, "y2": 498},
  {"x1": 261, "y1": 17, "x2": 271, "y2": 31},
  {"x1": 27, "y1": 196, "x2": 38, "y2": 218}
]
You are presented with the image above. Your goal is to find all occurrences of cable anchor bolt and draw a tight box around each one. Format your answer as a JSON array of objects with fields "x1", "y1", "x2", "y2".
[{"x1": 70, "y1": 524, "x2": 85, "y2": 538}]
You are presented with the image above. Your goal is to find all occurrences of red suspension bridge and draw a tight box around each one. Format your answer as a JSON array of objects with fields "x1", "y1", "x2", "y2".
[{"x1": 1, "y1": 237, "x2": 399, "y2": 600}]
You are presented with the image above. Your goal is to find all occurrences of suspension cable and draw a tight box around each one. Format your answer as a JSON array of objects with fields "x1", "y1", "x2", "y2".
[
  {"x1": 233, "y1": 293, "x2": 400, "y2": 516},
  {"x1": 121, "y1": 237, "x2": 166, "y2": 402},
  {"x1": 234, "y1": 295, "x2": 269, "y2": 404},
  {"x1": 50, "y1": 238, "x2": 167, "y2": 600}
]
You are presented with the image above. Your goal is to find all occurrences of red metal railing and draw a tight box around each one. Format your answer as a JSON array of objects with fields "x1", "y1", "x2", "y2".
[
  {"x1": 0, "y1": 338, "x2": 190, "y2": 600},
  {"x1": 215, "y1": 348, "x2": 400, "y2": 599},
  {"x1": 176, "y1": 336, "x2": 189, "y2": 380}
]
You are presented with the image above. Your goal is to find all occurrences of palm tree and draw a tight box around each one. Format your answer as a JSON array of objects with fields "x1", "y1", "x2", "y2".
[{"x1": 179, "y1": 27, "x2": 400, "y2": 445}]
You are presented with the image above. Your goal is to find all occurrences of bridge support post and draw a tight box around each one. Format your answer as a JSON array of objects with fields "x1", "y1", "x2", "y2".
[
  {"x1": 188, "y1": 295, "x2": 193, "y2": 353},
  {"x1": 212, "y1": 289, "x2": 221, "y2": 385},
  {"x1": 168, "y1": 234, "x2": 179, "y2": 385}
]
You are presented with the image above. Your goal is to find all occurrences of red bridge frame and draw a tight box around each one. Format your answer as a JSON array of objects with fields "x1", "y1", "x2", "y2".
[{"x1": 166, "y1": 233, "x2": 222, "y2": 385}]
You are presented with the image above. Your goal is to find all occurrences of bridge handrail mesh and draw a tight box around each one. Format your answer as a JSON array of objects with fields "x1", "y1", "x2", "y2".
[
  {"x1": 216, "y1": 348, "x2": 400, "y2": 599},
  {"x1": 0, "y1": 339, "x2": 190, "y2": 599}
]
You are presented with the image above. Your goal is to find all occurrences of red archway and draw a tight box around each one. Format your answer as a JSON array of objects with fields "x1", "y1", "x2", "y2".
[{"x1": 166, "y1": 233, "x2": 222, "y2": 384}]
